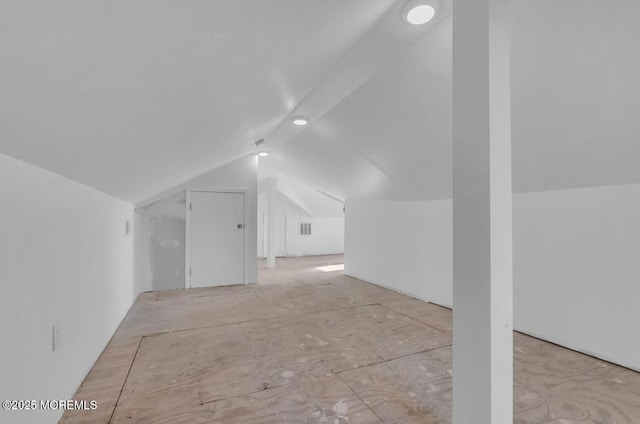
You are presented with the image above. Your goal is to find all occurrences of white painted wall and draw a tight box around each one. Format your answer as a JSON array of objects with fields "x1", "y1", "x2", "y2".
[
  {"x1": 257, "y1": 197, "x2": 344, "y2": 258},
  {"x1": 257, "y1": 209, "x2": 345, "y2": 258},
  {"x1": 345, "y1": 183, "x2": 640, "y2": 371},
  {"x1": 0, "y1": 153, "x2": 135, "y2": 424},
  {"x1": 344, "y1": 199, "x2": 452, "y2": 307},
  {"x1": 135, "y1": 191, "x2": 186, "y2": 292},
  {"x1": 257, "y1": 192, "x2": 298, "y2": 258},
  {"x1": 257, "y1": 176, "x2": 345, "y2": 259},
  {"x1": 136, "y1": 155, "x2": 258, "y2": 291},
  {"x1": 291, "y1": 217, "x2": 345, "y2": 257},
  {"x1": 512, "y1": 184, "x2": 640, "y2": 372}
]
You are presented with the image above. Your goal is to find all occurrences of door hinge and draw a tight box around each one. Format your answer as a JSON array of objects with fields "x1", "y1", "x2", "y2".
[
  {"x1": 189, "y1": 267, "x2": 192, "y2": 275},
  {"x1": 190, "y1": 203, "x2": 192, "y2": 210}
]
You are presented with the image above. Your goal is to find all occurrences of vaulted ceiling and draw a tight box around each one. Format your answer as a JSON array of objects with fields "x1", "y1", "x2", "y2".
[
  {"x1": 262, "y1": 0, "x2": 640, "y2": 201},
  {"x1": 2, "y1": 0, "x2": 639, "y2": 204},
  {"x1": 0, "y1": 0, "x2": 400, "y2": 202}
]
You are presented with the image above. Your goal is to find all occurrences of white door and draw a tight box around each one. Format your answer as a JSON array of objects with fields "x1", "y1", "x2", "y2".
[{"x1": 190, "y1": 191, "x2": 244, "y2": 287}]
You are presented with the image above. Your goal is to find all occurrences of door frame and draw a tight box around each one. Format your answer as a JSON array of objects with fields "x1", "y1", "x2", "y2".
[{"x1": 185, "y1": 187, "x2": 249, "y2": 289}]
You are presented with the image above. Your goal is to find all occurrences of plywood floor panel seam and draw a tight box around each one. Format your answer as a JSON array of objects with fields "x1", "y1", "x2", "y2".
[
  {"x1": 336, "y1": 371, "x2": 387, "y2": 423},
  {"x1": 61, "y1": 255, "x2": 640, "y2": 424},
  {"x1": 336, "y1": 345, "x2": 454, "y2": 375},
  {"x1": 378, "y1": 302, "x2": 451, "y2": 335},
  {"x1": 194, "y1": 381, "x2": 289, "y2": 408},
  {"x1": 138, "y1": 301, "x2": 385, "y2": 340},
  {"x1": 107, "y1": 337, "x2": 143, "y2": 424}
]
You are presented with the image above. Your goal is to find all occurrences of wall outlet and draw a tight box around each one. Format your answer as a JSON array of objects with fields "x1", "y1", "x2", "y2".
[{"x1": 52, "y1": 324, "x2": 60, "y2": 352}]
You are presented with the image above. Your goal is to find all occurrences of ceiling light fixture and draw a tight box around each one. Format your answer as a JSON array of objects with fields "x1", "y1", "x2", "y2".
[
  {"x1": 404, "y1": 3, "x2": 436, "y2": 25},
  {"x1": 292, "y1": 116, "x2": 308, "y2": 126},
  {"x1": 257, "y1": 152, "x2": 269, "y2": 157}
]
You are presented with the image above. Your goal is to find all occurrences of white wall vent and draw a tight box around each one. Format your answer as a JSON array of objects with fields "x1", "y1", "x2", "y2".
[{"x1": 300, "y1": 223, "x2": 312, "y2": 236}]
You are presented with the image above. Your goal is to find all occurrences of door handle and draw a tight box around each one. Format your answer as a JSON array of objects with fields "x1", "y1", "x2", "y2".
[{"x1": 237, "y1": 224, "x2": 244, "y2": 229}]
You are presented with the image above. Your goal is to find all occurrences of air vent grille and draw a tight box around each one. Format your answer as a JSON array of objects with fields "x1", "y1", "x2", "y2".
[{"x1": 300, "y1": 223, "x2": 312, "y2": 236}]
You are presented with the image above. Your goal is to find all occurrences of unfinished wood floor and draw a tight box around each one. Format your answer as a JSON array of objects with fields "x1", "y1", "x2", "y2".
[{"x1": 61, "y1": 255, "x2": 640, "y2": 423}]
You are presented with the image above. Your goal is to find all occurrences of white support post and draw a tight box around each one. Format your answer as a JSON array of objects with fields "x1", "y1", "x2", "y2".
[
  {"x1": 452, "y1": 0, "x2": 513, "y2": 423},
  {"x1": 266, "y1": 177, "x2": 276, "y2": 269}
]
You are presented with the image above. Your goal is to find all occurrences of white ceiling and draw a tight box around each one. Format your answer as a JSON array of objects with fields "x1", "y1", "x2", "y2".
[
  {"x1": 0, "y1": 0, "x2": 397, "y2": 202},
  {"x1": 261, "y1": 0, "x2": 640, "y2": 201},
  {"x1": 258, "y1": 175, "x2": 344, "y2": 218},
  {"x1": 2, "y1": 0, "x2": 639, "y2": 204},
  {"x1": 259, "y1": 14, "x2": 452, "y2": 201},
  {"x1": 510, "y1": 0, "x2": 640, "y2": 193}
]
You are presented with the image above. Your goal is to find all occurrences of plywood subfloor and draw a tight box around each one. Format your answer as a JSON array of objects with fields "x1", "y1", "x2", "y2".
[{"x1": 61, "y1": 255, "x2": 640, "y2": 423}]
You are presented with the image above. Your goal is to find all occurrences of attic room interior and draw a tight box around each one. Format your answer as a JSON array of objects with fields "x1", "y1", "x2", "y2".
[{"x1": 1, "y1": 0, "x2": 639, "y2": 423}]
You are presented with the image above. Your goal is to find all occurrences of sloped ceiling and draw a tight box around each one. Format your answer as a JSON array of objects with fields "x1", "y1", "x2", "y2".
[
  {"x1": 0, "y1": 0, "x2": 397, "y2": 202},
  {"x1": 510, "y1": 0, "x2": 640, "y2": 193},
  {"x1": 2, "y1": 0, "x2": 640, "y2": 204},
  {"x1": 261, "y1": 0, "x2": 640, "y2": 201},
  {"x1": 259, "y1": 15, "x2": 452, "y2": 201},
  {"x1": 275, "y1": 175, "x2": 344, "y2": 217}
]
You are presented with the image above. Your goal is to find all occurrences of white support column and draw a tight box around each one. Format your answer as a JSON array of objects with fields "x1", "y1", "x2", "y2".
[
  {"x1": 266, "y1": 177, "x2": 276, "y2": 269},
  {"x1": 452, "y1": 0, "x2": 513, "y2": 423}
]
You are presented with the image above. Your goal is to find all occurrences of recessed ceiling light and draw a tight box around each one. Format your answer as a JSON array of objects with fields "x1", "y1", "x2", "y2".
[
  {"x1": 257, "y1": 152, "x2": 269, "y2": 157},
  {"x1": 292, "y1": 116, "x2": 308, "y2": 126},
  {"x1": 405, "y1": 4, "x2": 435, "y2": 25}
]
